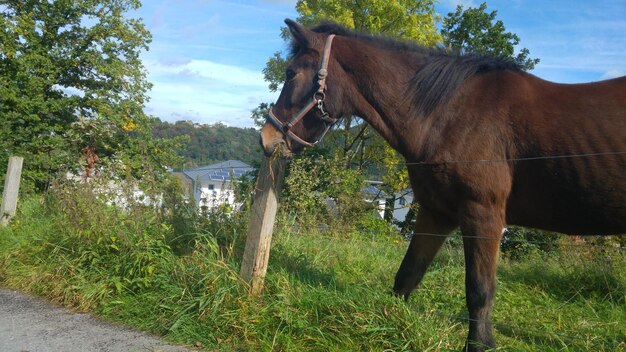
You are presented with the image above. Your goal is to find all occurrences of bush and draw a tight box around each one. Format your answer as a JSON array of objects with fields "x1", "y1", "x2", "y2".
[
  {"x1": 1, "y1": 172, "x2": 248, "y2": 307},
  {"x1": 159, "y1": 175, "x2": 247, "y2": 257},
  {"x1": 44, "y1": 178, "x2": 175, "y2": 294},
  {"x1": 281, "y1": 152, "x2": 373, "y2": 233},
  {"x1": 354, "y1": 214, "x2": 401, "y2": 241},
  {"x1": 501, "y1": 226, "x2": 563, "y2": 259}
]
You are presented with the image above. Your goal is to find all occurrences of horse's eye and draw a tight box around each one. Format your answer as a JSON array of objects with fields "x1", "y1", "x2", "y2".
[{"x1": 285, "y1": 69, "x2": 296, "y2": 81}]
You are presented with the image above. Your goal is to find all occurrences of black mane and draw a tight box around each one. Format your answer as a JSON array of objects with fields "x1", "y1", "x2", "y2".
[{"x1": 292, "y1": 22, "x2": 522, "y2": 116}]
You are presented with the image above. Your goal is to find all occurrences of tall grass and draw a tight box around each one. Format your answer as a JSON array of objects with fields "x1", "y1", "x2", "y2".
[{"x1": 0, "y1": 183, "x2": 624, "y2": 351}]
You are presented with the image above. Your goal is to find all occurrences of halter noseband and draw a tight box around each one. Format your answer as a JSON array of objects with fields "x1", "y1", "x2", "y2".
[{"x1": 267, "y1": 34, "x2": 338, "y2": 148}]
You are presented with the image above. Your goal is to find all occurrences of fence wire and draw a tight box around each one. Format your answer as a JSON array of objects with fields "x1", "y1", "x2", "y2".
[
  {"x1": 416, "y1": 231, "x2": 625, "y2": 250},
  {"x1": 281, "y1": 223, "x2": 623, "y2": 347},
  {"x1": 287, "y1": 224, "x2": 625, "y2": 251},
  {"x1": 270, "y1": 143, "x2": 625, "y2": 346},
  {"x1": 277, "y1": 146, "x2": 625, "y2": 250},
  {"x1": 400, "y1": 150, "x2": 626, "y2": 166}
]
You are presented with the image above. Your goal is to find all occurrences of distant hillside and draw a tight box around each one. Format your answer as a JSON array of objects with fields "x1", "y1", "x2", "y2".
[{"x1": 152, "y1": 119, "x2": 262, "y2": 169}]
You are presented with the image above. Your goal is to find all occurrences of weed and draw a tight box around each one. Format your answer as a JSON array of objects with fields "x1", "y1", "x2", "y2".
[{"x1": 0, "y1": 182, "x2": 623, "y2": 351}]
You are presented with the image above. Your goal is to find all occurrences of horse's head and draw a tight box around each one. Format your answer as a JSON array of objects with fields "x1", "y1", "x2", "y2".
[{"x1": 260, "y1": 19, "x2": 347, "y2": 156}]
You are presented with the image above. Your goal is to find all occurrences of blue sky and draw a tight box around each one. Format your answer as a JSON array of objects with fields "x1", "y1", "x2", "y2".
[{"x1": 133, "y1": 0, "x2": 626, "y2": 127}]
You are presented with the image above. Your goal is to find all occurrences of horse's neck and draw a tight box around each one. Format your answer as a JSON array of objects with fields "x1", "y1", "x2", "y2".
[{"x1": 337, "y1": 41, "x2": 424, "y2": 154}]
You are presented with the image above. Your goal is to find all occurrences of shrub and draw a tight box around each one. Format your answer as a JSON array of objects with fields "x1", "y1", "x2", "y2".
[
  {"x1": 43, "y1": 178, "x2": 175, "y2": 294},
  {"x1": 282, "y1": 152, "x2": 371, "y2": 232},
  {"x1": 354, "y1": 214, "x2": 401, "y2": 241},
  {"x1": 501, "y1": 226, "x2": 563, "y2": 259}
]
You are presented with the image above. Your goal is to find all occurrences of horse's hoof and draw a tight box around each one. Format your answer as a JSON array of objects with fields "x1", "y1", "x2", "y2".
[{"x1": 391, "y1": 287, "x2": 411, "y2": 301}]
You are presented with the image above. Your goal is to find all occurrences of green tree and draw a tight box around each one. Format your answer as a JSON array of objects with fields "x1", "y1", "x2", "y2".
[
  {"x1": 151, "y1": 119, "x2": 262, "y2": 169},
  {"x1": 0, "y1": 0, "x2": 173, "y2": 191},
  {"x1": 263, "y1": 0, "x2": 441, "y2": 94},
  {"x1": 441, "y1": 2, "x2": 540, "y2": 71},
  {"x1": 251, "y1": 102, "x2": 273, "y2": 128}
]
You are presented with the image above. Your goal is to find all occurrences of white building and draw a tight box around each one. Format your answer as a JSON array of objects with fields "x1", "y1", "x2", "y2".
[
  {"x1": 362, "y1": 183, "x2": 387, "y2": 219},
  {"x1": 392, "y1": 188, "x2": 414, "y2": 223},
  {"x1": 178, "y1": 160, "x2": 255, "y2": 212},
  {"x1": 361, "y1": 182, "x2": 416, "y2": 223}
]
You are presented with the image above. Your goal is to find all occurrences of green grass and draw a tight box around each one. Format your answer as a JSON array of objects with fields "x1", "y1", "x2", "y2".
[{"x1": 0, "y1": 196, "x2": 624, "y2": 351}]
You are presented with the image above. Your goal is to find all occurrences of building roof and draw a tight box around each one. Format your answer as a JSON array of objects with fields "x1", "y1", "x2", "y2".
[
  {"x1": 362, "y1": 185, "x2": 387, "y2": 199},
  {"x1": 182, "y1": 160, "x2": 255, "y2": 182}
]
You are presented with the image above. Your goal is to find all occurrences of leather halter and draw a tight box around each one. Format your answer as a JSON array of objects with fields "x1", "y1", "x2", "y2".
[{"x1": 267, "y1": 34, "x2": 338, "y2": 148}]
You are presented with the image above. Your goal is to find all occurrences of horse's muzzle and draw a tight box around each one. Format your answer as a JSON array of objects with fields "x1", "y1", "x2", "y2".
[
  {"x1": 260, "y1": 122, "x2": 293, "y2": 157},
  {"x1": 260, "y1": 136, "x2": 282, "y2": 157}
]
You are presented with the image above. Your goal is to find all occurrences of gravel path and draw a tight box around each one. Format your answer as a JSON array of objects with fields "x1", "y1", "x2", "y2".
[{"x1": 0, "y1": 288, "x2": 192, "y2": 352}]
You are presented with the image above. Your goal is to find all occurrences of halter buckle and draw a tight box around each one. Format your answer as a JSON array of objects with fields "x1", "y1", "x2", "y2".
[{"x1": 317, "y1": 99, "x2": 327, "y2": 116}]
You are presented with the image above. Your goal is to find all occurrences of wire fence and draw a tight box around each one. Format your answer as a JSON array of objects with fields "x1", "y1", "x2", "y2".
[
  {"x1": 278, "y1": 225, "x2": 623, "y2": 348},
  {"x1": 285, "y1": 223, "x2": 625, "y2": 251},
  {"x1": 418, "y1": 231, "x2": 624, "y2": 250},
  {"x1": 400, "y1": 150, "x2": 626, "y2": 166},
  {"x1": 275, "y1": 146, "x2": 625, "y2": 251},
  {"x1": 280, "y1": 222, "x2": 624, "y2": 348},
  {"x1": 195, "y1": 150, "x2": 626, "y2": 169},
  {"x1": 266, "y1": 132, "x2": 626, "y2": 347}
]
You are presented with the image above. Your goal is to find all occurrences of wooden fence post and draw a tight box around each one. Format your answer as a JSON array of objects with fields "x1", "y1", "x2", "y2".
[
  {"x1": 1, "y1": 156, "x2": 24, "y2": 226},
  {"x1": 240, "y1": 155, "x2": 286, "y2": 295}
]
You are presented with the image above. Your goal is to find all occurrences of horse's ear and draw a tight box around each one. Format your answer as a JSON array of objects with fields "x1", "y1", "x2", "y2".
[{"x1": 285, "y1": 19, "x2": 316, "y2": 47}]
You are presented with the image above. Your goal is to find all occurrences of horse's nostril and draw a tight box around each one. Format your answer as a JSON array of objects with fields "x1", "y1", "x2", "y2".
[{"x1": 263, "y1": 146, "x2": 274, "y2": 157}]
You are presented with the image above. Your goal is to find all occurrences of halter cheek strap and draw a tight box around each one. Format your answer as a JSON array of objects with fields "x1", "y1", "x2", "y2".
[{"x1": 267, "y1": 34, "x2": 337, "y2": 148}]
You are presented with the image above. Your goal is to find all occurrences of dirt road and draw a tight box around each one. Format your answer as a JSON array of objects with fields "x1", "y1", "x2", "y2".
[{"x1": 0, "y1": 288, "x2": 191, "y2": 352}]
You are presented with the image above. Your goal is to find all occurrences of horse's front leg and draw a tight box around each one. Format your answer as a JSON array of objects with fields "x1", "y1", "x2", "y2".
[
  {"x1": 460, "y1": 201, "x2": 505, "y2": 352},
  {"x1": 393, "y1": 207, "x2": 456, "y2": 299}
]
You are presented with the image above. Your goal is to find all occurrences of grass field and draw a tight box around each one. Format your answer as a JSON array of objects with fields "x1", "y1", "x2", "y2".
[{"x1": 0, "y1": 195, "x2": 624, "y2": 351}]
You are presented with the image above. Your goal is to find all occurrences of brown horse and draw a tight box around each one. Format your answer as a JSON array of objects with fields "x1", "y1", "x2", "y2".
[{"x1": 260, "y1": 20, "x2": 626, "y2": 351}]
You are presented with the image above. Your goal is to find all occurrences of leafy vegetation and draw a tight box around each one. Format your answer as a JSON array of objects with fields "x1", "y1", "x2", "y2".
[
  {"x1": 151, "y1": 119, "x2": 262, "y2": 170},
  {"x1": 0, "y1": 183, "x2": 623, "y2": 351},
  {"x1": 1, "y1": 1, "x2": 622, "y2": 351},
  {"x1": 263, "y1": 0, "x2": 441, "y2": 92},
  {"x1": 441, "y1": 2, "x2": 540, "y2": 70},
  {"x1": 282, "y1": 152, "x2": 369, "y2": 230},
  {"x1": 0, "y1": 0, "x2": 181, "y2": 193}
]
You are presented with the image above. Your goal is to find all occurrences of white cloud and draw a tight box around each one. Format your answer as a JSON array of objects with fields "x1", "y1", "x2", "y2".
[
  {"x1": 601, "y1": 68, "x2": 625, "y2": 80},
  {"x1": 148, "y1": 58, "x2": 268, "y2": 88},
  {"x1": 145, "y1": 58, "x2": 277, "y2": 127},
  {"x1": 158, "y1": 57, "x2": 192, "y2": 67}
]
